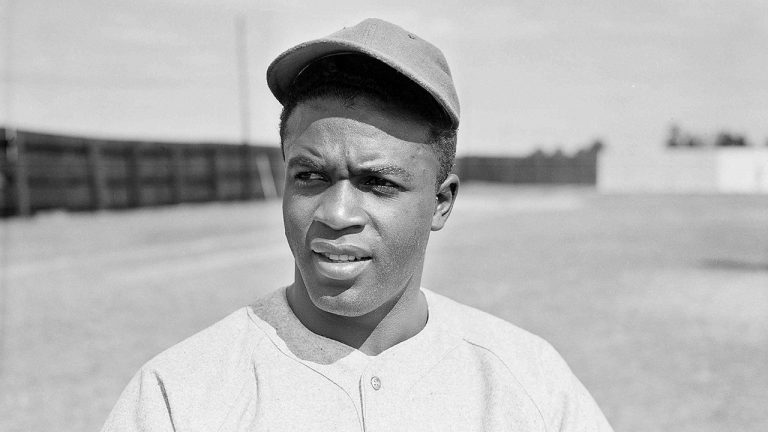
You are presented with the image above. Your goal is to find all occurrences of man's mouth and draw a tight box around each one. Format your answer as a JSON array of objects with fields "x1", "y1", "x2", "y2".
[
  {"x1": 309, "y1": 240, "x2": 373, "y2": 280},
  {"x1": 315, "y1": 252, "x2": 371, "y2": 263}
]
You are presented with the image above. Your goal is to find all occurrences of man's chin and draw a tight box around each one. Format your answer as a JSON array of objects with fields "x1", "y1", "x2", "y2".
[{"x1": 308, "y1": 286, "x2": 376, "y2": 317}]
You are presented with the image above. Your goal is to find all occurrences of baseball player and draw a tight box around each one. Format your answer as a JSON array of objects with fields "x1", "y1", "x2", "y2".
[{"x1": 102, "y1": 18, "x2": 614, "y2": 431}]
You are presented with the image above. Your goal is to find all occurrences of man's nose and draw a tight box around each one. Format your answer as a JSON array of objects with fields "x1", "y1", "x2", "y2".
[{"x1": 314, "y1": 181, "x2": 367, "y2": 230}]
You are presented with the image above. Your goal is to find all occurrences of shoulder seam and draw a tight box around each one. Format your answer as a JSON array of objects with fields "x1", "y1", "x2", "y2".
[
  {"x1": 153, "y1": 370, "x2": 178, "y2": 431},
  {"x1": 462, "y1": 339, "x2": 550, "y2": 432},
  {"x1": 214, "y1": 333, "x2": 271, "y2": 432}
]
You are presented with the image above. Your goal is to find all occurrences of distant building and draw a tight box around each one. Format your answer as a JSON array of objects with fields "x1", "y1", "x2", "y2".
[{"x1": 598, "y1": 147, "x2": 768, "y2": 193}]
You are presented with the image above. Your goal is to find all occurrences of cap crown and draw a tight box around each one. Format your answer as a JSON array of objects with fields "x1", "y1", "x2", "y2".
[{"x1": 267, "y1": 18, "x2": 460, "y2": 127}]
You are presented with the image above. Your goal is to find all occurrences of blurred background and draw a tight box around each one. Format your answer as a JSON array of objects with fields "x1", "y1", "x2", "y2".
[{"x1": 1, "y1": 0, "x2": 767, "y2": 431}]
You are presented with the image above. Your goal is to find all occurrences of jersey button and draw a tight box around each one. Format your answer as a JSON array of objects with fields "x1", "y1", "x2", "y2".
[{"x1": 370, "y1": 376, "x2": 382, "y2": 390}]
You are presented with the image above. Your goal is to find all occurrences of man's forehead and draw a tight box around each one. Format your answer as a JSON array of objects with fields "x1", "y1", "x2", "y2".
[
  {"x1": 284, "y1": 97, "x2": 431, "y2": 146},
  {"x1": 284, "y1": 126, "x2": 433, "y2": 170},
  {"x1": 283, "y1": 101, "x2": 438, "y2": 179},
  {"x1": 286, "y1": 137, "x2": 413, "y2": 162}
]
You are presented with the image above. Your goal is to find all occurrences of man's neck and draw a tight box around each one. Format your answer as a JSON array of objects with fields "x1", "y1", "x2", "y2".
[{"x1": 286, "y1": 282, "x2": 428, "y2": 356}]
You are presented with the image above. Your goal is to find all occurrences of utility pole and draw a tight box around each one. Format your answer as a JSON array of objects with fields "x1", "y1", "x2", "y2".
[
  {"x1": 235, "y1": 14, "x2": 276, "y2": 198},
  {"x1": 235, "y1": 14, "x2": 251, "y2": 147},
  {"x1": 0, "y1": 0, "x2": 15, "y2": 381}
]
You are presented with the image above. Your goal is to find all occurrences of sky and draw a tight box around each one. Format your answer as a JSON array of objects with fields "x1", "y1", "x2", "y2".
[{"x1": 1, "y1": 0, "x2": 767, "y2": 156}]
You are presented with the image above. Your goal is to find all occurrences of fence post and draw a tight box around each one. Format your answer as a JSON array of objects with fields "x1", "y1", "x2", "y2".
[
  {"x1": 532, "y1": 153, "x2": 547, "y2": 184},
  {"x1": 87, "y1": 140, "x2": 108, "y2": 209},
  {"x1": 0, "y1": 129, "x2": 11, "y2": 215},
  {"x1": 271, "y1": 152, "x2": 285, "y2": 197},
  {"x1": 211, "y1": 146, "x2": 225, "y2": 201},
  {"x1": 170, "y1": 145, "x2": 184, "y2": 203},
  {"x1": 255, "y1": 153, "x2": 277, "y2": 199},
  {"x1": 241, "y1": 144, "x2": 253, "y2": 200},
  {"x1": 127, "y1": 143, "x2": 142, "y2": 207},
  {"x1": 12, "y1": 131, "x2": 31, "y2": 216}
]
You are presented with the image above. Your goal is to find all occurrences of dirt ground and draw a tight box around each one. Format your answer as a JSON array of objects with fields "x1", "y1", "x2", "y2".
[{"x1": 1, "y1": 184, "x2": 767, "y2": 431}]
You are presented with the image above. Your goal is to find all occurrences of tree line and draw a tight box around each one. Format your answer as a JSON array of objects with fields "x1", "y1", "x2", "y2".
[{"x1": 666, "y1": 124, "x2": 766, "y2": 148}]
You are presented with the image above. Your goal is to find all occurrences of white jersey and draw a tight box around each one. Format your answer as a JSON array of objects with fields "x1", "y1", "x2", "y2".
[{"x1": 102, "y1": 287, "x2": 613, "y2": 432}]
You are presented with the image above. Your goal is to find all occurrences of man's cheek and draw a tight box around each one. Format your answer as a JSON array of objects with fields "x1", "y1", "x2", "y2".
[
  {"x1": 387, "y1": 229, "x2": 423, "y2": 268},
  {"x1": 283, "y1": 211, "x2": 307, "y2": 255}
]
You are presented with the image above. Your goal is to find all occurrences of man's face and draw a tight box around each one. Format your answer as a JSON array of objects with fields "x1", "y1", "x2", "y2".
[{"x1": 282, "y1": 97, "x2": 451, "y2": 317}]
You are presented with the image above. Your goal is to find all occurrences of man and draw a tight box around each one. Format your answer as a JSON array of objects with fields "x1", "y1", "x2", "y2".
[{"x1": 102, "y1": 18, "x2": 613, "y2": 431}]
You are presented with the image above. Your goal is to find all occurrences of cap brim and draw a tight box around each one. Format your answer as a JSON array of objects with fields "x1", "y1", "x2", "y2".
[
  {"x1": 266, "y1": 38, "x2": 458, "y2": 128},
  {"x1": 268, "y1": 39, "x2": 353, "y2": 103}
]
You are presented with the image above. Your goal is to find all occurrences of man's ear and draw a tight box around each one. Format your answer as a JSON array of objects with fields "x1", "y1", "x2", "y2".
[{"x1": 431, "y1": 174, "x2": 459, "y2": 231}]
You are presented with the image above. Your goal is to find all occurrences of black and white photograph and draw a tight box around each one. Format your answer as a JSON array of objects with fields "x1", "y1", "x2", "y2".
[{"x1": 1, "y1": 1, "x2": 767, "y2": 431}]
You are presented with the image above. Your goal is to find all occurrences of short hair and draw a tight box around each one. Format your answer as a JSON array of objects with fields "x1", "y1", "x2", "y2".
[{"x1": 278, "y1": 54, "x2": 457, "y2": 187}]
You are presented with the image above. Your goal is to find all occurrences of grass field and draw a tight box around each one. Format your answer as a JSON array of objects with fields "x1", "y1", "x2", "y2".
[{"x1": 1, "y1": 184, "x2": 767, "y2": 431}]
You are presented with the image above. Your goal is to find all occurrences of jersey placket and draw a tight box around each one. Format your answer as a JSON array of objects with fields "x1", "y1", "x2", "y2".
[
  {"x1": 359, "y1": 360, "x2": 387, "y2": 432},
  {"x1": 357, "y1": 326, "x2": 462, "y2": 432}
]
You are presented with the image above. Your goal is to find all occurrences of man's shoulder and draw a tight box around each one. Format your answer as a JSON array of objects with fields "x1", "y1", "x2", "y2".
[
  {"x1": 424, "y1": 289, "x2": 576, "y2": 396},
  {"x1": 139, "y1": 309, "x2": 255, "y2": 382},
  {"x1": 425, "y1": 288, "x2": 613, "y2": 431},
  {"x1": 425, "y1": 288, "x2": 552, "y2": 358},
  {"x1": 141, "y1": 291, "x2": 280, "y2": 378},
  {"x1": 103, "y1": 291, "x2": 291, "y2": 431}
]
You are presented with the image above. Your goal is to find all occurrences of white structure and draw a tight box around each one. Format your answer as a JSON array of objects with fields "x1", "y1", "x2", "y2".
[{"x1": 598, "y1": 147, "x2": 768, "y2": 193}]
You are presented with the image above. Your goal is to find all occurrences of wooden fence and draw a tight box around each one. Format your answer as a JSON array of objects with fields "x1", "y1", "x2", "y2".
[
  {"x1": 0, "y1": 129, "x2": 601, "y2": 217},
  {"x1": 454, "y1": 143, "x2": 601, "y2": 185},
  {"x1": 1, "y1": 129, "x2": 284, "y2": 216}
]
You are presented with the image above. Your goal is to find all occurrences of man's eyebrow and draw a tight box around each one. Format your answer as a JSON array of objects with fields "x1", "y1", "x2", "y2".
[
  {"x1": 287, "y1": 157, "x2": 414, "y2": 181},
  {"x1": 361, "y1": 164, "x2": 414, "y2": 182},
  {"x1": 286, "y1": 156, "x2": 324, "y2": 171}
]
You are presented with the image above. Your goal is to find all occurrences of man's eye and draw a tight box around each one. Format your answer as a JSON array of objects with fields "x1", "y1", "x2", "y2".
[
  {"x1": 364, "y1": 177, "x2": 399, "y2": 191},
  {"x1": 294, "y1": 172, "x2": 325, "y2": 183}
]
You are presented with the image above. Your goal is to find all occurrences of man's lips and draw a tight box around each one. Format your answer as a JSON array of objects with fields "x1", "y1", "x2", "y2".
[
  {"x1": 309, "y1": 240, "x2": 372, "y2": 262},
  {"x1": 315, "y1": 252, "x2": 370, "y2": 262},
  {"x1": 309, "y1": 239, "x2": 372, "y2": 280}
]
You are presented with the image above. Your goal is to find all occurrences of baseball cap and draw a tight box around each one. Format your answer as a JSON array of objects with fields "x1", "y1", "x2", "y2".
[{"x1": 266, "y1": 18, "x2": 460, "y2": 128}]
